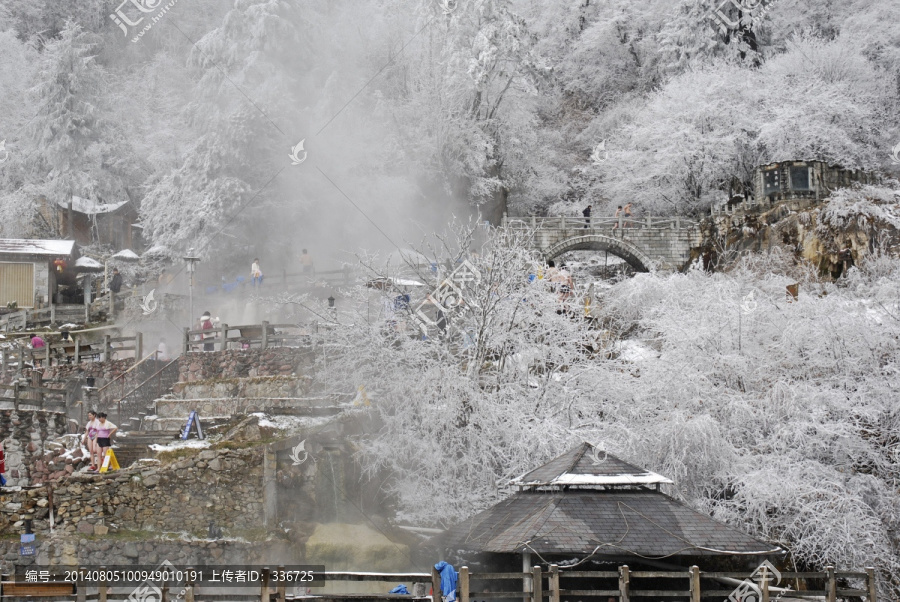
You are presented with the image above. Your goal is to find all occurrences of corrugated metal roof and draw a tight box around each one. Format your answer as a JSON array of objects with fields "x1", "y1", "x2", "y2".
[
  {"x1": 511, "y1": 443, "x2": 673, "y2": 487},
  {"x1": 439, "y1": 489, "x2": 783, "y2": 557},
  {"x1": 0, "y1": 239, "x2": 76, "y2": 257}
]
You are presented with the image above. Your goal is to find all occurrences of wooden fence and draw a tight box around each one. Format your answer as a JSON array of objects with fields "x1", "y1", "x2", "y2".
[
  {"x1": 0, "y1": 566, "x2": 879, "y2": 602},
  {"x1": 0, "y1": 333, "x2": 144, "y2": 376},
  {"x1": 181, "y1": 321, "x2": 327, "y2": 354}
]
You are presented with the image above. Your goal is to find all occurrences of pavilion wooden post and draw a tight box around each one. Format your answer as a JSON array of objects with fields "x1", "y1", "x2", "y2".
[
  {"x1": 618, "y1": 566, "x2": 630, "y2": 602},
  {"x1": 866, "y1": 567, "x2": 877, "y2": 602},
  {"x1": 689, "y1": 566, "x2": 701, "y2": 602},
  {"x1": 431, "y1": 567, "x2": 442, "y2": 602},
  {"x1": 759, "y1": 565, "x2": 769, "y2": 602},
  {"x1": 459, "y1": 567, "x2": 469, "y2": 602},
  {"x1": 532, "y1": 566, "x2": 542, "y2": 602},
  {"x1": 548, "y1": 565, "x2": 559, "y2": 602},
  {"x1": 825, "y1": 567, "x2": 836, "y2": 602},
  {"x1": 522, "y1": 553, "x2": 532, "y2": 602}
]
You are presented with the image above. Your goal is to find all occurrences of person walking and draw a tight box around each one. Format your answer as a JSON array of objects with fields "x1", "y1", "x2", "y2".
[
  {"x1": 612, "y1": 206, "x2": 623, "y2": 229},
  {"x1": 623, "y1": 202, "x2": 633, "y2": 227},
  {"x1": 82, "y1": 411, "x2": 100, "y2": 470},
  {"x1": 109, "y1": 268, "x2": 123, "y2": 294},
  {"x1": 582, "y1": 204, "x2": 592, "y2": 229},
  {"x1": 200, "y1": 311, "x2": 215, "y2": 351},
  {"x1": 250, "y1": 258, "x2": 263, "y2": 287},
  {"x1": 299, "y1": 249, "x2": 314, "y2": 276},
  {"x1": 94, "y1": 413, "x2": 117, "y2": 470}
]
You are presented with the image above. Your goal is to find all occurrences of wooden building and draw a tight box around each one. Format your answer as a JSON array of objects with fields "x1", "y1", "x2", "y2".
[
  {"x1": 437, "y1": 443, "x2": 783, "y2": 573},
  {"x1": 0, "y1": 239, "x2": 77, "y2": 308}
]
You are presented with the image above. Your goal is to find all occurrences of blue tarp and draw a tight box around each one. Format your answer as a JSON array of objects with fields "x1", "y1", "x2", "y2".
[
  {"x1": 389, "y1": 585, "x2": 409, "y2": 595},
  {"x1": 434, "y1": 562, "x2": 457, "y2": 602}
]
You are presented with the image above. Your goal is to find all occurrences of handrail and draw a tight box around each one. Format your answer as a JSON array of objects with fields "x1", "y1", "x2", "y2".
[
  {"x1": 95, "y1": 350, "x2": 158, "y2": 394},
  {"x1": 114, "y1": 357, "x2": 178, "y2": 405}
]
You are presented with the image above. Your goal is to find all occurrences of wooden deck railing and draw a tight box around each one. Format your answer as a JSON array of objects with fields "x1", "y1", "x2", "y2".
[
  {"x1": 181, "y1": 321, "x2": 327, "y2": 354},
  {"x1": 0, "y1": 333, "x2": 144, "y2": 376},
  {"x1": 0, "y1": 566, "x2": 880, "y2": 602}
]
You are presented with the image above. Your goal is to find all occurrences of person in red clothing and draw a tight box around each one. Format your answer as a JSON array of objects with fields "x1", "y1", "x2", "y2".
[{"x1": 200, "y1": 311, "x2": 215, "y2": 351}]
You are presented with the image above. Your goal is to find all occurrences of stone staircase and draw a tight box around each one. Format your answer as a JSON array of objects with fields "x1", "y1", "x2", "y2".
[
  {"x1": 111, "y1": 431, "x2": 181, "y2": 468},
  {"x1": 142, "y1": 375, "x2": 346, "y2": 432}
]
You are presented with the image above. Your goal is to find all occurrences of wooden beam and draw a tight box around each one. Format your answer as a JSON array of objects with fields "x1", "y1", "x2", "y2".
[
  {"x1": 532, "y1": 566, "x2": 542, "y2": 602},
  {"x1": 689, "y1": 566, "x2": 701, "y2": 602},
  {"x1": 432, "y1": 567, "x2": 442, "y2": 602},
  {"x1": 460, "y1": 567, "x2": 469, "y2": 602},
  {"x1": 618, "y1": 566, "x2": 630, "y2": 602},
  {"x1": 866, "y1": 567, "x2": 877, "y2": 602},
  {"x1": 826, "y1": 566, "x2": 836, "y2": 602},
  {"x1": 548, "y1": 565, "x2": 559, "y2": 602}
]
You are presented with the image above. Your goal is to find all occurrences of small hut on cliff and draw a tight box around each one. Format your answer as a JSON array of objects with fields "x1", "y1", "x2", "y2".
[{"x1": 436, "y1": 443, "x2": 783, "y2": 573}]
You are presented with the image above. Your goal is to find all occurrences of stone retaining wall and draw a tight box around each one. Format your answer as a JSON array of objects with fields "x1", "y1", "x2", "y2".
[
  {"x1": 0, "y1": 410, "x2": 69, "y2": 487},
  {"x1": 0, "y1": 537, "x2": 298, "y2": 574},
  {"x1": 0, "y1": 448, "x2": 265, "y2": 536},
  {"x1": 179, "y1": 348, "x2": 313, "y2": 382}
]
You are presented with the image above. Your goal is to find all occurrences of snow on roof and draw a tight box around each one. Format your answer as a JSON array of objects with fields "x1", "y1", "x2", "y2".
[
  {"x1": 75, "y1": 256, "x2": 103, "y2": 269},
  {"x1": 511, "y1": 442, "x2": 674, "y2": 488},
  {"x1": 0, "y1": 239, "x2": 75, "y2": 257},
  {"x1": 111, "y1": 249, "x2": 140, "y2": 260},
  {"x1": 57, "y1": 196, "x2": 129, "y2": 215}
]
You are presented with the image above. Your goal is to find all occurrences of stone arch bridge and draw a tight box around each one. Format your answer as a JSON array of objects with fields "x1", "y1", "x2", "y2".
[{"x1": 501, "y1": 214, "x2": 703, "y2": 272}]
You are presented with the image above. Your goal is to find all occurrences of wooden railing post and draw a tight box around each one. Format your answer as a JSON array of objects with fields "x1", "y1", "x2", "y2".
[
  {"x1": 866, "y1": 567, "x2": 877, "y2": 602},
  {"x1": 531, "y1": 216, "x2": 537, "y2": 229},
  {"x1": 17, "y1": 348, "x2": 24, "y2": 377},
  {"x1": 460, "y1": 566, "x2": 470, "y2": 602},
  {"x1": 261, "y1": 321, "x2": 269, "y2": 349},
  {"x1": 183, "y1": 327, "x2": 190, "y2": 355},
  {"x1": 13, "y1": 382, "x2": 19, "y2": 411},
  {"x1": 260, "y1": 567, "x2": 270, "y2": 602},
  {"x1": 1, "y1": 348, "x2": 6, "y2": 377},
  {"x1": 645, "y1": 215, "x2": 652, "y2": 229},
  {"x1": 548, "y1": 565, "x2": 559, "y2": 602},
  {"x1": 826, "y1": 566, "x2": 836, "y2": 602},
  {"x1": 276, "y1": 566, "x2": 286, "y2": 602},
  {"x1": 618, "y1": 566, "x2": 630, "y2": 602},
  {"x1": 74, "y1": 339, "x2": 80, "y2": 364},
  {"x1": 219, "y1": 324, "x2": 228, "y2": 351},
  {"x1": 689, "y1": 566, "x2": 701, "y2": 602},
  {"x1": 184, "y1": 567, "x2": 195, "y2": 602},
  {"x1": 759, "y1": 565, "x2": 769, "y2": 602},
  {"x1": 532, "y1": 566, "x2": 542, "y2": 602},
  {"x1": 135, "y1": 332, "x2": 143, "y2": 360},
  {"x1": 501, "y1": 212, "x2": 508, "y2": 227},
  {"x1": 98, "y1": 569, "x2": 107, "y2": 602},
  {"x1": 76, "y1": 566, "x2": 86, "y2": 602},
  {"x1": 431, "y1": 567, "x2": 442, "y2": 602},
  {"x1": 103, "y1": 335, "x2": 111, "y2": 361},
  {"x1": 675, "y1": 215, "x2": 681, "y2": 230},
  {"x1": 160, "y1": 581, "x2": 169, "y2": 602}
]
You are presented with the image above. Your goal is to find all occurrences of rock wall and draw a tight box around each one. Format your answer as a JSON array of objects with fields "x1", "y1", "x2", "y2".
[
  {"x1": 0, "y1": 448, "x2": 265, "y2": 536},
  {"x1": 0, "y1": 537, "x2": 300, "y2": 573},
  {"x1": 179, "y1": 348, "x2": 313, "y2": 382},
  {"x1": 0, "y1": 410, "x2": 69, "y2": 487}
]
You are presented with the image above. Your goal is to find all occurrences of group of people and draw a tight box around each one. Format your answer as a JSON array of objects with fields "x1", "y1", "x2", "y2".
[
  {"x1": 81, "y1": 410, "x2": 117, "y2": 472},
  {"x1": 582, "y1": 203, "x2": 634, "y2": 228}
]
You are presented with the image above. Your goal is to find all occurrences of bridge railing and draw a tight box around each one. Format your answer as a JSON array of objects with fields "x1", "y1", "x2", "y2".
[{"x1": 502, "y1": 214, "x2": 698, "y2": 230}]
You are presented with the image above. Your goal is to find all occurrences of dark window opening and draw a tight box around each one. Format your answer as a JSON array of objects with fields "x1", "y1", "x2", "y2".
[{"x1": 790, "y1": 166, "x2": 811, "y2": 190}]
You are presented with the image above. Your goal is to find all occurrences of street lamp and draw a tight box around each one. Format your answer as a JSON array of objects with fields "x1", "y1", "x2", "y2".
[{"x1": 183, "y1": 248, "x2": 201, "y2": 328}]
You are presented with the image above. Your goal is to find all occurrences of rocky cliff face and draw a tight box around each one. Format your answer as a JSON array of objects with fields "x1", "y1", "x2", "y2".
[{"x1": 701, "y1": 184, "x2": 900, "y2": 276}]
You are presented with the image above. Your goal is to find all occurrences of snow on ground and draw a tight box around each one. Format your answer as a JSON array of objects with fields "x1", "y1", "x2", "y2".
[
  {"x1": 249, "y1": 412, "x2": 335, "y2": 430},
  {"x1": 149, "y1": 438, "x2": 211, "y2": 452}
]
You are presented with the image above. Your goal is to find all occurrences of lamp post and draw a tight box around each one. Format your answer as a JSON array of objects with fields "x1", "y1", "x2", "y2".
[
  {"x1": 328, "y1": 295, "x2": 336, "y2": 322},
  {"x1": 183, "y1": 248, "x2": 200, "y2": 328}
]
